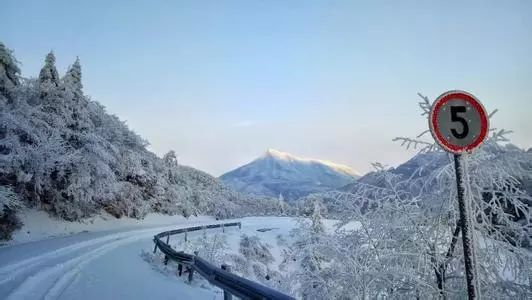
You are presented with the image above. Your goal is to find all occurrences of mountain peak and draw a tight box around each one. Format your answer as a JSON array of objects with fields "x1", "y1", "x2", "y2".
[
  {"x1": 262, "y1": 149, "x2": 360, "y2": 177},
  {"x1": 221, "y1": 149, "x2": 360, "y2": 201},
  {"x1": 263, "y1": 149, "x2": 295, "y2": 160}
]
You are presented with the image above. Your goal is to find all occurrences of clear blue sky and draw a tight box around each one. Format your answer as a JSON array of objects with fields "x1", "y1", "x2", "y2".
[{"x1": 2, "y1": 0, "x2": 531, "y2": 175}]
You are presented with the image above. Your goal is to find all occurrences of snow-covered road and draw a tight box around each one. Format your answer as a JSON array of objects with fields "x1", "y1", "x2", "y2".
[
  {"x1": 0, "y1": 221, "x2": 224, "y2": 300},
  {"x1": 0, "y1": 216, "x2": 306, "y2": 300}
]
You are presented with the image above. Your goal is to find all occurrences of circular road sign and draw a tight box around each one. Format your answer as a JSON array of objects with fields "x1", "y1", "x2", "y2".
[{"x1": 429, "y1": 90, "x2": 489, "y2": 154}]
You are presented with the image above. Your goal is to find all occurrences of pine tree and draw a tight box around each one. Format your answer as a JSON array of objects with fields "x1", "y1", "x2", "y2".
[
  {"x1": 63, "y1": 57, "x2": 82, "y2": 96},
  {"x1": 0, "y1": 42, "x2": 20, "y2": 100},
  {"x1": 310, "y1": 198, "x2": 325, "y2": 236},
  {"x1": 38, "y1": 51, "x2": 60, "y2": 95},
  {"x1": 295, "y1": 198, "x2": 330, "y2": 299},
  {"x1": 37, "y1": 51, "x2": 69, "y2": 130},
  {"x1": 163, "y1": 150, "x2": 178, "y2": 167},
  {"x1": 38, "y1": 52, "x2": 64, "y2": 112},
  {"x1": 277, "y1": 192, "x2": 285, "y2": 215},
  {"x1": 62, "y1": 57, "x2": 90, "y2": 132}
]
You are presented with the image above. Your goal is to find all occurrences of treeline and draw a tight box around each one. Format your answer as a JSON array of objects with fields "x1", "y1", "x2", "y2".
[{"x1": 0, "y1": 42, "x2": 286, "y2": 239}]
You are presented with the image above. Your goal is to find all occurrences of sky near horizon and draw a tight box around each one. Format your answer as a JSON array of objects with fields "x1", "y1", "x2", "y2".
[{"x1": 2, "y1": 1, "x2": 531, "y2": 176}]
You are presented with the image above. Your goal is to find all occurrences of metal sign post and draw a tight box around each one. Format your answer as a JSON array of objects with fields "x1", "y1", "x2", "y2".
[
  {"x1": 429, "y1": 90, "x2": 489, "y2": 299},
  {"x1": 453, "y1": 153, "x2": 477, "y2": 299}
]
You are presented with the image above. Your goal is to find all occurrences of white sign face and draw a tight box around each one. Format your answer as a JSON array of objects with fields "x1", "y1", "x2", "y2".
[{"x1": 429, "y1": 90, "x2": 489, "y2": 154}]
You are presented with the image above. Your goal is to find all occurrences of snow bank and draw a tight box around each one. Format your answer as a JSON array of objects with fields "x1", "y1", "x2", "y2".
[{"x1": 7, "y1": 209, "x2": 215, "y2": 245}]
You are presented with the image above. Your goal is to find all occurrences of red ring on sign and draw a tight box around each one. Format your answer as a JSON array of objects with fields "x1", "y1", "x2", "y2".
[{"x1": 429, "y1": 91, "x2": 489, "y2": 154}]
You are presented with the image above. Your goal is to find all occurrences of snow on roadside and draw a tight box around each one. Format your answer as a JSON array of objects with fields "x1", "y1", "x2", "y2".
[
  {"x1": 6, "y1": 209, "x2": 215, "y2": 245},
  {"x1": 144, "y1": 217, "x2": 300, "y2": 296},
  {"x1": 146, "y1": 216, "x2": 358, "y2": 297}
]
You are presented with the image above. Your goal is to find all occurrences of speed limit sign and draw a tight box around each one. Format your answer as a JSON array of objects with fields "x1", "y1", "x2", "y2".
[
  {"x1": 429, "y1": 90, "x2": 489, "y2": 154},
  {"x1": 428, "y1": 90, "x2": 489, "y2": 299}
]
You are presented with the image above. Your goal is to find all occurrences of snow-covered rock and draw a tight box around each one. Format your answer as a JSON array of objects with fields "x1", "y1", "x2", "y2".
[{"x1": 220, "y1": 149, "x2": 360, "y2": 201}]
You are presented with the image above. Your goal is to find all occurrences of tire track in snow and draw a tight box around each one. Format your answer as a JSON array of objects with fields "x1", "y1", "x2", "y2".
[
  {"x1": 6, "y1": 228, "x2": 161, "y2": 300},
  {"x1": 0, "y1": 227, "x2": 160, "y2": 286}
]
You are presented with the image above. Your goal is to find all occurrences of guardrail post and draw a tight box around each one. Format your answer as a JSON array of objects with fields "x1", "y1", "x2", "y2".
[
  {"x1": 164, "y1": 255, "x2": 169, "y2": 265},
  {"x1": 184, "y1": 230, "x2": 187, "y2": 242},
  {"x1": 153, "y1": 243, "x2": 158, "y2": 254},
  {"x1": 221, "y1": 264, "x2": 233, "y2": 300},
  {"x1": 187, "y1": 250, "x2": 199, "y2": 282},
  {"x1": 238, "y1": 222, "x2": 241, "y2": 230},
  {"x1": 166, "y1": 234, "x2": 170, "y2": 244},
  {"x1": 222, "y1": 224, "x2": 225, "y2": 233},
  {"x1": 178, "y1": 264, "x2": 183, "y2": 276},
  {"x1": 187, "y1": 267, "x2": 194, "y2": 282}
]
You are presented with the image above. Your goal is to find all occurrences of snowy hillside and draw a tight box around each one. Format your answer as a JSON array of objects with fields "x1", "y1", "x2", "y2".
[
  {"x1": 220, "y1": 149, "x2": 360, "y2": 201},
  {"x1": 0, "y1": 42, "x2": 282, "y2": 241}
]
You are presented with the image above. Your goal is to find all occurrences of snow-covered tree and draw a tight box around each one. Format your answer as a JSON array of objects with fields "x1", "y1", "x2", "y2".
[
  {"x1": 190, "y1": 230, "x2": 229, "y2": 266},
  {"x1": 276, "y1": 192, "x2": 289, "y2": 215},
  {"x1": 289, "y1": 198, "x2": 336, "y2": 299},
  {"x1": 0, "y1": 42, "x2": 20, "y2": 100},
  {"x1": 63, "y1": 57, "x2": 82, "y2": 96},
  {"x1": 62, "y1": 57, "x2": 92, "y2": 133},
  {"x1": 38, "y1": 51, "x2": 60, "y2": 99},
  {"x1": 163, "y1": 150, "x2": 178, "y2": 167},
  {"x1": 239, "y1": 234, "x2": 275, "y2": 265},
  {"x1": 0, "y1": 185, "x2": 23, "y2": 239},
  {"x1": 309, "y1": 199, "x2": 325, "y2": 236},
  {"x1": 37, "y1": 51, "x2": 70, "y2": 133},
  {"x1": 227, "y1": 233, "x2": 284, "y2": 289}
]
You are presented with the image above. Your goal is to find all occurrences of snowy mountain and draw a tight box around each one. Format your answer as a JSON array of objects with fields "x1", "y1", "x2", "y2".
[
  {"x1": 220, "y1": 149, "x2": 360, "y2": 201},
  {"x1": 340, "y1": 151, "x2": 449, "y2": 192},
  {"x1": 341, "y1": 143, "x2": 532, "y2": 197}
]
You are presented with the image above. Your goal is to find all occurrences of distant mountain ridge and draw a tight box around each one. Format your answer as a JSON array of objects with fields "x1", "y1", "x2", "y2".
[
  {"x1": 220, "y1": 149, "x2": 360, "y2": 201},
  {"x1": 342, "y1": 143, "x2": 532, "y2": 196}
]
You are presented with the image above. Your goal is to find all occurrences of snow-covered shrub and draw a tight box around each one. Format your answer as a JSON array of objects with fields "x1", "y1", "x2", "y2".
[
  {"x1": 192, "y1": 231, "x2": 229, "y2": 266},
  {"x1": 0, "y1": 185, "x2": 23, "y2": 239},
  {"x1": 172, "y1": 230, "x2": 229, "y2": 267},
  {"x1": 226, "y1": 234, "x2": 293, "y2": 293},
  {"x1": 0, "y1": 185, "x2": 22, "y2": 214},
  {"x1": 239, "y1": 234, "x2": 275, "y2": 265},
  {"x1": 230, "y1": 235, "x2": 275, "y2": 277}
]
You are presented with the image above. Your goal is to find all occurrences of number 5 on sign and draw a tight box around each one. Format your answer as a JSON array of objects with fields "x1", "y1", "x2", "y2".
[{"x1": 429, "y1": 90, "x2": 489, "y2": 154}]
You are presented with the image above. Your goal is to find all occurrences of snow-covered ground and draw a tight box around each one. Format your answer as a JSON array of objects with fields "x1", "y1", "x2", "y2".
[
  {"x1": 6, "y1": 209, "x2": 215, "y2": 245},
  {"x1": 0, "y1": 215, "x2": 310, "y2": 300},
  {"x1": 150, "y1": 216, "x2": 352, "y2": 298},
  {"x1": 0, "y1": 211, "x2": 229, "y2": 300}
]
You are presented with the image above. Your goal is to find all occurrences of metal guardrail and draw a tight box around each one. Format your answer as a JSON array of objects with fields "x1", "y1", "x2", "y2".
[{"x1": 153, "y1": 222, "x2": 295, "y2": 300}]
